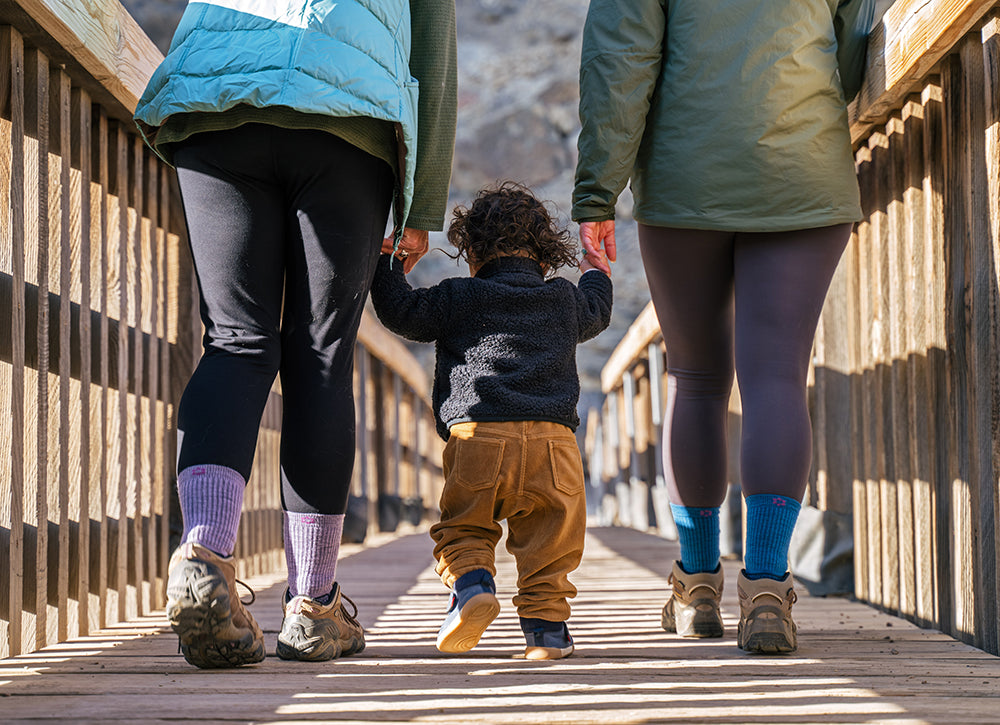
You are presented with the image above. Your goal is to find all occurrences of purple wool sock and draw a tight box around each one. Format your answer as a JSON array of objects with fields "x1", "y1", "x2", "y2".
[
  {"x1": 177, "y1": 464, "x2": 246, "y2": 557},
  {"x1": 284, "y1": 511, "x2": 344, "y2": 601}
]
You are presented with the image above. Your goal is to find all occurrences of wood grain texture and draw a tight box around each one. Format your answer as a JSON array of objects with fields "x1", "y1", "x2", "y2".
[
  {"x1": 981, "y1": 13, "x2": 1000, "y2": 655},
  {"x1": 1, "y1": 24, "x2": 25, "y2": 658},
  {"x1": 8, "y1": 0, "x2": 161, "y2": 114},
  {"x1": 852, "y1": 0, "x2": 997, "y2": 142}
]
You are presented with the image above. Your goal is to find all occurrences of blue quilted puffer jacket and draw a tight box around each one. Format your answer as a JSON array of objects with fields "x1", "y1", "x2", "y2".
[{"x1": 134, "y1": 0, "x2": 419, "y2": 227}]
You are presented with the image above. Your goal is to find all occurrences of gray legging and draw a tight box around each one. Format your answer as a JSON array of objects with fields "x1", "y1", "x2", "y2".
[{"x1": 638, "y1": 223, "x2": 852, "y2": 508}]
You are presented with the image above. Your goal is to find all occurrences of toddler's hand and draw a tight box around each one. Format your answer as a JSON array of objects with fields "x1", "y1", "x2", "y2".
[{"x1": 580, "y1": 249, "x2": 608, "y2": 275}]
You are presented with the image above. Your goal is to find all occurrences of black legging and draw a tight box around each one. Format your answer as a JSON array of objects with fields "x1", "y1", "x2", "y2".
[
  {"x1": 638, "y1": 223, "x2": 852, "y2": 507},
  {"x1": 174, "y1": 124, "x2": 394, "y2": 514}
]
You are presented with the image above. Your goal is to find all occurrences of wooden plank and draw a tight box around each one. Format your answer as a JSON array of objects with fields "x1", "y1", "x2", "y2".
[
  {"x1": 921, "y1": 77, "x2": 951, "y2": 636},
  {"x1": 109, "y1": 119, "x2": 127, "y2": 623},
  {"x1": 856, "y1": 139, "x2": 880, "y2": 607},
  {"x1": 982, "y1": 12, "x2": 1000, "y2": 655},
  {"x1": 601, "y1": 301, "x2": 659, "y2": 393},
  {"x1": 52, "y1": 65, "x2": 71, "y2": 643},
  {"x1": 852, "y1": 0, "x2": 998, "y2": 142},
  {"x1": 156, "y1": 163, "x2": 171, "y2": 604},
  {"x1": 146, "y1": 149, "x2": 162, "y2": 606},
  {"x1": 91, "y1": 105, "x2": 109, "y2": 631},
  {"x1": 130, "y1": 132, "x2": 145, "y2": 615},
  {"x1": 5, "y1": 0, "x2": 161, "y2": 114},
  {"x1": 886, "y1": 112, "x2": 916, "y2": 619},
  {"x1": 844, "y1": 213, "x2": 868, "y2": 605},
  {"x1": 959, "y1": 33, "x2": 998, "y2": 655},
  {"x1": 941, "y1": 54, "x2": 975, "y2": 645},
  {"x1": 867, "y1": 130, "x2": 893, "y2": 610},
  {"x1": 901, "y1": 92, "x2": 935, "y2": 628},
  {"x1": 1, "y1": 24, "x2": 25, "y2": 659},
  {"x1": 70, "y1": 84, "x2": 92, "y2": 637},
  {"x1": 23, "y1": 44, "x2": 49, "y2": 652}
]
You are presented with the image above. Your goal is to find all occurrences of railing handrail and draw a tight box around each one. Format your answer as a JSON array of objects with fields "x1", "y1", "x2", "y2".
[
  {"x1": 6, "y1": 0, "x2": 162, "y2": 114},
  {"x1": 850, "y1": 0, "x2": 996, "y2": 143}
]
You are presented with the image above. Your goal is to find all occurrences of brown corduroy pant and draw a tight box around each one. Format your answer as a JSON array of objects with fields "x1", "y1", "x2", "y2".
[{"x1": 430, "y1": 421, "x2": 587, "y2": 622}]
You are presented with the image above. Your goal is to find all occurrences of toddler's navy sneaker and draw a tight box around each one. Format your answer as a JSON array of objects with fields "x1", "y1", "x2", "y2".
[
  {"x1": 436, "y1": 569, "x2": 500, "y2": 653},
  {"x1": 520, "y1": 617, "x2": 574, "y2": 660}
]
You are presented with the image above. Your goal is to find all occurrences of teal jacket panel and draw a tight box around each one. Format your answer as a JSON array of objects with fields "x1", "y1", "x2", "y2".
[
  {"x1": 574, "y1": 0, "x2": 875, "y2": 233},
  {"x1": 134, "y1": 0, "x2": 420, "y2": 228}
]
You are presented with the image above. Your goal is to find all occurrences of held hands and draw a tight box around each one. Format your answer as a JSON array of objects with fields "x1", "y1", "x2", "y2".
[
  {"x1": 579, "y1": 220, "x2": 616, "y2": 275},
  {"x1": 381, "y1": 227, "x2": 430, "y2": 273}
]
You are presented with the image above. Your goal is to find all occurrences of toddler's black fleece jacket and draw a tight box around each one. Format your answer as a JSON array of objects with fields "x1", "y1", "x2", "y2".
[{"x1": 370, "y1": 254, "x2": 613, "y2": 440}]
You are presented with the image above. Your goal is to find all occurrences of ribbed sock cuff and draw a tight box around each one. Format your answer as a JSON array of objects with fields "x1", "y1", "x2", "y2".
[
  {"x1": 744, "y1": 494, "x2": 802, "y2": 579},
  {"x1": 177, "y1": 464, "x2": 245, "y2": 557},
  {"x1": 519, "y1": 617, "x2": 564, "y2": 634},
  {"x1": 454, "y1": 568, "x2": 495, "y2": 593},
  {"x1": 670, "y1": 503, "x2": 721, "y2": 573},
  {"x1": 284, "y1": 511, "x2": 344, "y2": 600}
]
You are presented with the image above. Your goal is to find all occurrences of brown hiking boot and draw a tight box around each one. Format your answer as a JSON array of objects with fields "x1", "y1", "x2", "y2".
[
  {"x1": 166, "y1": 542, "x2": 265, "y2": 668},
  {"x1": 661, "y1": 560, "x2": 724, "y2": 638},
  {"x1": 737, "y1": 570, "x2": 798, "y2": 653},
  {"x1": 277, "y1": 583, "x2": 365, "y2": 661}
]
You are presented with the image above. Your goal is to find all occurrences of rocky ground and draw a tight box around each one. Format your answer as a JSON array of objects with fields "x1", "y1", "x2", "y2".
[{"x1": 120, "y1": 0, "x2": 648, "y2": 400}]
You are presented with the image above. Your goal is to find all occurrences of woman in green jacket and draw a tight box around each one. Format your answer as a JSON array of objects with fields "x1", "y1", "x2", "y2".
[
  {"x1": 573, "y1": 0, "x2": 874, "y2": 653},
  {"x1": 134, "y1": 0, "x2": 456, "y2": 668}
]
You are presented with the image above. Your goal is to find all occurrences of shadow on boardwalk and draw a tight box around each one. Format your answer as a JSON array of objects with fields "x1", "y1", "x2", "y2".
[{"x1": 2, "y1": 527, "x2": 999, "y2": 724}]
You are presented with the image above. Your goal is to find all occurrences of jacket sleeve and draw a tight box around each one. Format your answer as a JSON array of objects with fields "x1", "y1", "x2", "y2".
[
  {"x1": 575, "y1": 270, "x2": 614, "y2": 343},
  {"x1": 572, "y1": 0, "x2": 667, "y2": 223},
  {"x1": 370, "y1": 254, "x2": 451, "y2": 342},
  {"x1": 406, "y1": 0, "x2": 457, "y2": 231},
  {"x1": 834, "y1": 0, "x2": 876, "y2": 103}
]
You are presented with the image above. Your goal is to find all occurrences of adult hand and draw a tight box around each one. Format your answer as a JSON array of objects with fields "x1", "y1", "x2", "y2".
[
  {"x1": 381, "y1": 227, "x2": 430, "y2": 273},
  {"x1": 579, "y1": 220, "x2": 616, "y2": 275}
]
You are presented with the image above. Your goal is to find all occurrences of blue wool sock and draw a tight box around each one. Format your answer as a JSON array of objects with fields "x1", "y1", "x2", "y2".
[
  {"x1": 744, "y1": 494, "x2": 802, "y2": 579},
  {"x1": 284, "y1": 511, "x2": 344, "y2": 602},
  {"x1": 177, "y1": 464, "x2": 245, "y2": 557},
  {"x1": 669, "y1": 504, "x2": 721, "y2": 574}
]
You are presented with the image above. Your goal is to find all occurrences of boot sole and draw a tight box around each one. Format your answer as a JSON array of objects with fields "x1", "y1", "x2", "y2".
[
  {"x1": 739, "y1": 630, "x2": 796, "y2": 653},
  {"x1": 166, "y1": 562, "x2": 265, "y2": 669},
  {"x1": 436, "y1": 592, "x2": 500, "y2": 653},
  {"x1": 662, "y1": 605, "x2": 724, "y2": 637},
  {"x1": 524, "y1": 643, "x2": 574, "y2": 660}
]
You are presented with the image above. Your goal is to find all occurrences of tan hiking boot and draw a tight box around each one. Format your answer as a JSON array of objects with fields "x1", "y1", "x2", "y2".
[
  {"x1": 277, "y1": 583, "x2": 365, "y2": 661},
  {"x1": 166, "y1": 542, "x2": 265, "y2": 668},
  {"x1": 661, "y1": 560, "x2": 724, "y2": 638},
  {"x1": 737, "y1": 570, "x2": 798, "y2": 653}
]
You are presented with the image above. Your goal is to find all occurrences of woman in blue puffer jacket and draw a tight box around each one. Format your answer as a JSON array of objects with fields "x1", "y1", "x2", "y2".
[{"x1": 134, "y1": 0, "x2": 456, "y2": 669}]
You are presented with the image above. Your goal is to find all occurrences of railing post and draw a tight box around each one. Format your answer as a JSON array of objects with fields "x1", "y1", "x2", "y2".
[
  {"x1": 622, "y1": 371, "x2": 648, "y2": 531},
  {"x1": 647, "y1": 342, "x2": 676, "y2": 539}
]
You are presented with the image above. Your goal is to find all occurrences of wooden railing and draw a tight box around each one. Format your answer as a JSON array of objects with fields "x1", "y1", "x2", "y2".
[
  {"x1": 0, "y1": 0, "x2": 443, "y2": 658},
  {"x1": 591, "y1": 0, "x2": 1000, "y2": 655}
]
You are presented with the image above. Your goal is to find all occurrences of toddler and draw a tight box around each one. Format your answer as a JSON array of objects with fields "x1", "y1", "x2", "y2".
[{"x1": 370, "y1": 182, "x2": 613, "y2": 659}]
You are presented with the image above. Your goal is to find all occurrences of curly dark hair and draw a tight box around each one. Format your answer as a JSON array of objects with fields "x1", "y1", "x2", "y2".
[{"x1": 447, "y1": 181, "x2": 578, "y2": 274}]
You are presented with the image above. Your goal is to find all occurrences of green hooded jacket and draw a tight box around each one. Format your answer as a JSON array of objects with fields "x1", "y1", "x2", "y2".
[{"x1": 573, "y1": 0, "x2": 875, "y2": 232}]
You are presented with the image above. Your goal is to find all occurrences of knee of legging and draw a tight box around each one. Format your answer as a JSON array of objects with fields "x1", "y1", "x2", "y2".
[
  {"x1": 669, "y1": 367, "x2": 734, "y2": 400},
  {"x1": 204, "y1": 327, "x2": 282, "y2": 373}
]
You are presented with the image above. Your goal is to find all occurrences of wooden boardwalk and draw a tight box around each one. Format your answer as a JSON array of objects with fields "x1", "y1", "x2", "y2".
[{"x1": 1, "y1": 526, "x2": 998, "y2": 724}]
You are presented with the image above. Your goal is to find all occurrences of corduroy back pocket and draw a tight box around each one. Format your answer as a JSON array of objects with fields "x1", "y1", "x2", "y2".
[
  {"x1": 549, "y1": 440, "x2": 584, "y2": 496},
  {"x1": 454, "y1": 437, "x2": 505, "y2": 491}
]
